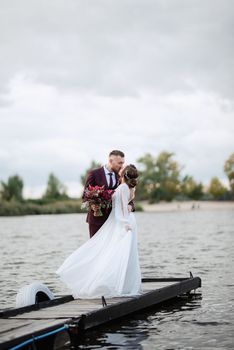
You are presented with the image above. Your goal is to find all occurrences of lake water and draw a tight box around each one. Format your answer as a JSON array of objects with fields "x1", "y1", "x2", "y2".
[{"x1": 1, "y1": 209, "x2": 234, "y2": 349}]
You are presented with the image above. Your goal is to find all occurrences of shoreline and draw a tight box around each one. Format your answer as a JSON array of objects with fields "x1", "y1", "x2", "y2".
[
  {"x1": 0, "y1": 199, "x2": 233, "y2": 217},
  {"x1": 140, "y1": 200, "x2": 234, "y2": 212}
]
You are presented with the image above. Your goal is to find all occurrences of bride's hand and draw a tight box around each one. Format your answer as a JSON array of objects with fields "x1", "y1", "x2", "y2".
[
  {"x1": 128, "y1": 205, "x2": 132, "y2": 213},
  {"x1": 125, "y1": 224, "x2": 132, "y2": 231}
]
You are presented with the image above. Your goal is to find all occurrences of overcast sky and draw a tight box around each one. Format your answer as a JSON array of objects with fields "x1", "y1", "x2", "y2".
[{"x1": 0, "y1": 0, "x2": 233, "y2": 197}]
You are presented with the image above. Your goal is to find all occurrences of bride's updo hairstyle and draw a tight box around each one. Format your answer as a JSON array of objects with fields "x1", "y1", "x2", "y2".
[{"x1": 123, "y1": 164, "x2": 138, "y2": 188}]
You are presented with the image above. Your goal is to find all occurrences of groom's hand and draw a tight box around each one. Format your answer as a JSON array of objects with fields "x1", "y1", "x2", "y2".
[
  {"x1": 128, "y1": 201, "x2": 135, "y2": 212},
  {"x1": 91, "y1": 204, "x2": 100, "y2": 212},
  {"x1": 128, "y1": 205, "x2": 132, "y2": 213}
]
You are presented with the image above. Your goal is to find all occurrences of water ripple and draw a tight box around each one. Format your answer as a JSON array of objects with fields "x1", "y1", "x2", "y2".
[{"x1": 1, "y1": 210, "x2": 234, "y2": 349}]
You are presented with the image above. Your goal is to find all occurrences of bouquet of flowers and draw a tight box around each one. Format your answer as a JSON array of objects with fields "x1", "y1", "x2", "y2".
[{"x1": 81, "y1": 185, "x2": 115, "y2": 216}]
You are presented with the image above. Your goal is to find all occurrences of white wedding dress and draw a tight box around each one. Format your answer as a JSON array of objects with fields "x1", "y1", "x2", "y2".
[{"x1": 56, "y1": 183, "x2": 142, "y2": 299}]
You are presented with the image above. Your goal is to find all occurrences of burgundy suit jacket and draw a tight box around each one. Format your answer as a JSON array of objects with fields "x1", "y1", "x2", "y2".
[{"x1": 83, "y1": 167, "x2": 119, "y2": 226}]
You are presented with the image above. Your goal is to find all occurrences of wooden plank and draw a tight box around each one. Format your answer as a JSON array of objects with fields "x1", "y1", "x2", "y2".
[
  {"x1": 0, "y1": 295, "x2": 73, "y2": 319},
  {"x1": 6, "y1": 297, "x2": 134, "y2": 321},
  {"x1": 0, "y1": 277, "x2": 201, "y2": 350},
  {"x1": 0, "y1": 281, "x2": 195, "y2": 322},
  {"x1": 0, "y1": 278, "x2": 186, "y2": 319},
  {"x1": 0, "y1": 318, "x2": 72, "y2": 350},
  {"x1": 142, "y1": 282, "x2": 172, "y2": 290},
  {"x1": 0, "y1": 277, "x2": 187, "y2": 318},
  {"x1": 7, "y1": 285, "x2": 166, "y2": 318},
  {"x1": 80, "y1": 277, "x2": 201, "y2": 329},
  {"x1": 0, "y1": 319, "x2": 33, "y2": 334},
  {"x1": 142, "y1": 277, "x2": 189, "y2": 282},
  {"x1": 7, "y1": 289, "x2": 164, "y2": 321}
]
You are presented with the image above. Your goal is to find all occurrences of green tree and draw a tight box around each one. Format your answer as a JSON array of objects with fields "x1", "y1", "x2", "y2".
[
  {"x1": 224, "y1": 153, "x2": 234, "y2": 196},
  {"x1": 181, "y1": 175, "x2": 203, "y2": 200},
  {"x1": 208, "y1": 177, "x2": 226, "y2": 199},
  {"x1": 43, "y1": 173, "x2": 68, "y2": 200},
  {"x1": 80, "y1": 160, "x2": 102, "y2": 186},
  {"x1": 0, "y1": 175, "x2": 24, "y2": 201},
  {"x1": 137, "y1": 152, "x2": 181, "y2": 202}
]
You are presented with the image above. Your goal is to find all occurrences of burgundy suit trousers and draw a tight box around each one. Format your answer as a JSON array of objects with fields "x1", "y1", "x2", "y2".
[{"x1": 89, "y1": 224, "x2": 102, "y2": 238}]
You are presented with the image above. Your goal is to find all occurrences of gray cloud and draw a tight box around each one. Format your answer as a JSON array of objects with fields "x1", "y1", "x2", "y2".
[
  {"x1": 0, "y1": 1, "x2": 233, "y2": 196},
  {"x1": 0, "y1": 0, "x2": 234, "y2": 99}
]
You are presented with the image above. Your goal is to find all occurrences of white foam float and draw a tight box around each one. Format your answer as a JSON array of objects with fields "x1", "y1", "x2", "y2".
[{"x1": 16, "y1": 281, "x2": 54, "y2": 308}]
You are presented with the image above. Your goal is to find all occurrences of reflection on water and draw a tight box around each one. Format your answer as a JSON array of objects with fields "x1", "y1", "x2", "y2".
[
  {"x1": 0, "y1": 209, "x2": 234, "y2": 349},
  {"x1": 71, "y1": 296, "x2": 202, "y2": 350}
]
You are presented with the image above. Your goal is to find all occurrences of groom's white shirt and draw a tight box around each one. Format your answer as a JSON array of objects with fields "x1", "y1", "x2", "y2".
[{"x1": 103, "y1": 165, "x2": 117, "y2": 187}]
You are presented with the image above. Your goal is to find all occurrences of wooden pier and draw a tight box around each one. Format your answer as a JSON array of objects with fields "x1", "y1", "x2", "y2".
[{"x1": 0, "y1": 275, "x2": 201, "y2": 350}]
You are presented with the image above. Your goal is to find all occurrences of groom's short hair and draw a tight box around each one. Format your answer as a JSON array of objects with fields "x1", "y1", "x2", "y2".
[{"x1": 109, "y1": 150, "x2": 125, "y2": 158}]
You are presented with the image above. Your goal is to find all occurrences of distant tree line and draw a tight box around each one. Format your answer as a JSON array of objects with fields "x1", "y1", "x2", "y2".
[
  {"x1": 135, "y1": 152, "x2": 234, "y2": 202},
  {"x1": 0, "y1": 173, "x2": 69, "y2": 203},
  {"x1": 0, "y1": 152, "x2": 233, "y2": 215},
  {"x1": 0, "y1": 173, "x2": 83, "y2": 216}
]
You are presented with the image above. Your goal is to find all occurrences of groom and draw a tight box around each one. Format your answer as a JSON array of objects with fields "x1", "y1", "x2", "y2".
[{"x1": 83, "y1": 150, "x2": 134, "y2": 238}]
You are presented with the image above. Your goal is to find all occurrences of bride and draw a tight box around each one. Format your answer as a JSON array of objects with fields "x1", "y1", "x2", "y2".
[{"x1": 56, "y1": 164, "x2": 142, "y2": 299}]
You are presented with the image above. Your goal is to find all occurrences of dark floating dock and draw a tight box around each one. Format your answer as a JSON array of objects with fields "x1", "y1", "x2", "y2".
[{"x1": 0, "y1": 275, "x2": 201, "y2": 350}]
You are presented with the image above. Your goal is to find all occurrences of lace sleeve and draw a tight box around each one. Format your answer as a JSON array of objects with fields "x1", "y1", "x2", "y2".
[{"x1": 114, "y1": 184, "x2": 130, "y2": 225}]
